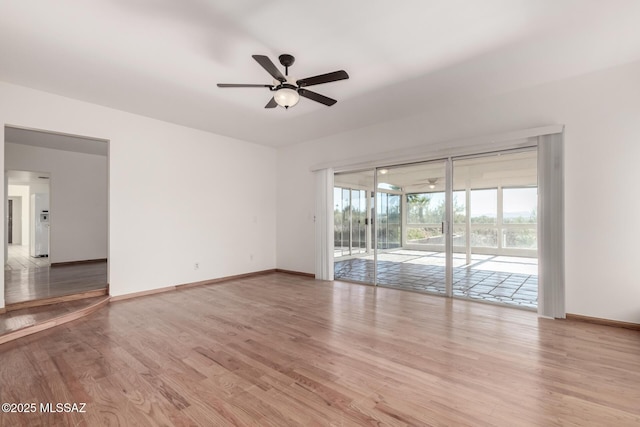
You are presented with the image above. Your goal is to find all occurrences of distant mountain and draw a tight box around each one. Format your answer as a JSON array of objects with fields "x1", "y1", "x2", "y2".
[
  {"x1": 473, "y1": 211, "x2": 536, "y2": 220},
  {"x1": 503, "y1": 211, "x2": 535, "y2": 219}
]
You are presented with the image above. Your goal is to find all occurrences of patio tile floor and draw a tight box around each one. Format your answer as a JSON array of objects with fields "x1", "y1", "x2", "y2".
[{"x1": 334, "y1": 251, "x2": 538, "y2": 310}]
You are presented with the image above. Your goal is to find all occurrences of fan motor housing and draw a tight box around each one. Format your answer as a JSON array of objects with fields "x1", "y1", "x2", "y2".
[
  {"x1": 278, "y1": 54, "x2": 295, "y2": 68},
  {"x1": 272, "y1": 78, "x2": 298, "y2": 89}
]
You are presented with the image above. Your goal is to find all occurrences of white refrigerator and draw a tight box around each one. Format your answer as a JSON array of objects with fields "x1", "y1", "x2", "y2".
[{"x1": 30, "y1": 193, "x2": 50, "y2": 258}]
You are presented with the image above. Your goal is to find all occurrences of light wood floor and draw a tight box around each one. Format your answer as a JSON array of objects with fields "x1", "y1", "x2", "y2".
[
  {"x1": 0, "y1": 296, "x2": 108, "y2": 336},
  {"x1": 4, "y1": 258, "x2": 107, "y2": 305},
  {"x1": 5, "y1": 244, "x2": 50, "y2": 270},
  {"x1": 1, "y1": 272, "x2": 639, "y2": 426}
]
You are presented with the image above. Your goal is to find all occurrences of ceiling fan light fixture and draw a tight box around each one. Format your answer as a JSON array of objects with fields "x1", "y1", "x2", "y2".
[
  {"x1": 217, "y1": 54, "x2": 348, "y2": 108},
  {"x1": 274, "y1": 87, "x2": 299, "y2": 109}
]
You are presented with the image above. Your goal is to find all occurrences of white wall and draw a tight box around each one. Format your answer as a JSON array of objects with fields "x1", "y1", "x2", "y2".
[
  {"x1": 8, "y1": 184, "x2": 30, "y2": 245},
  {"x1": 28, "y1": 181, "x2": 49, "y2": 195},
  {"x1": 5, "y1": 144, "x2": 106, "y2": 263},
  {"x1": 7, "y1": 196, "x2": 22, "y2": 244},
  {"x1": 0, "y1": 81, "x2": 277, "y2": 308},
  {"x1": 276, "y1": 59, "x2": 640, "y2": 324},
  {"x1": 9, "y1": 185, "x2": 30, "y2": 246}
]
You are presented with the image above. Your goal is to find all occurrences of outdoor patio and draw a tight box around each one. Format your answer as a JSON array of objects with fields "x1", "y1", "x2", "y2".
[{"x1": 334, "y1": 250, "x2": 538, "y2": 309}]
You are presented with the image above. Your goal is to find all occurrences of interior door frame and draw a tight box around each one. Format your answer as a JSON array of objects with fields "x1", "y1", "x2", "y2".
[{"x1": 7, "y1": 199, "x2": 12, "y2": 244}]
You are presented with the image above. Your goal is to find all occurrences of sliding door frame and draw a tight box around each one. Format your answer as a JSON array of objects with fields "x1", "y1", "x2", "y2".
[{"x1": 319, "y1": 125, "x2": 564, "y2": 318}]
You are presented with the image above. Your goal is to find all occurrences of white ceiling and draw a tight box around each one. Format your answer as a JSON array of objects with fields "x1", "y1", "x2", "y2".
[
  {"x1": 1, "y1": 1, "x2": 640, "y2": 147},
  {"x1": 7, "y1": 170, "x2": 50, "y2": 186}
]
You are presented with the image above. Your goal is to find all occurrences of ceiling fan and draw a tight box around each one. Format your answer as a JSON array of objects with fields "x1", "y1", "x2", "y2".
[
  {"x1": 217, "y1": 54, "x2": 349, "y2": 109},
  {"x1": 413, "y1": 178, "x2": 439, "y2": 189}
]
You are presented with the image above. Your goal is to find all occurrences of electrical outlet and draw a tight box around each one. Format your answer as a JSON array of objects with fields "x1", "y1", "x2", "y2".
[
  {"x1": 249, "y1": 254, "x2": 254, "y2": 261},
  {"x1": 194, "y1": 262, "x2": 199, "y2": 270}
]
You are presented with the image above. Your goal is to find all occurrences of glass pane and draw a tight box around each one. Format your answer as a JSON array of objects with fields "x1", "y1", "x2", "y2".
[
  {"x1": 406, "y1": 225, "x2": 444, "y2": 244},
  {"x1": 502, "y1": 228, "x2": 537, "y2": 249},
  {"x1": 470, "y1": 189, "x2": 497, "y2": 224},
  {"x1": 351, "y1": 189, "x2": 360, "y2": 252},
  {"x1": 376, "y1": 161, "x2": 446, "y2": 295},
  {"x1": 425, "y1": 192, "x2": 445, "y2": 223},
  {"x1": 406, "y1": 193, "x2": 427, "y2": 224},
  {"x1": 471, "y1": 228, "x2": 498, "y2": 247},
  {"x1": 406, "y1": 193, "x2": 445, "y2": 221},
  {"x1": 351, "y1": 189, "x2": 367, "y2": 254},
  {"x1": 452, "y1": 150, "x2": 538, "y2": 310},
  {"x1": 388, "y1": 225, "x2": 400, "y2": 249},
  {"x1": 342, "y1": 188, "x2": 350, "y2": 254},
  {"x1": 503, "y1": 187, "x2": 537, "y2": 224},
  {"x1": 452, "y1": 225, "x2": 466, "y2": 247},
  {"x1": 333, "y1": 187, "x2": 344, "y2": 257},
  {"x1": 377, "y1": 192, "x2": 387, "y2": 249},
  {"x1": 376, "y1": 192, "x2": 400, "y2": 250},
  {"x1": 453, "y1": 190, "x2": 466, "y2": 224},
  {"x1": 387, "y1": 194, "x2": 401, "y2": 249},
  {"x1": 406, "y1": 191, "x2": 444, "y2": 247},
  {"x1": 360, "y1": 190, "x2": 367, "y2": 252},
  {"x1": 333, "y1": 170, "x2": 375, "y2": 285},
  {"x1": 388, "y1": 194, "x2": 400, "y2": 223},
  {"x1": 378, "y1": 182, "x2": 401, "y2": 191}
]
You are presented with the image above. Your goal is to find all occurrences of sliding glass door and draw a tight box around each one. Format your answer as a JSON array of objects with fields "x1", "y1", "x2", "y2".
[
  {"x1": 332, "y1": 147, "x2": 539, "y2": 311},
  {"x1": 374, "y1": 161, "x2": 449, "y2": 294},
  {"x1": 452, "y1": 149, "x2": 538, "y2": 309},
  {"x1": 334, "y1": 187, "x2": 368, "y2": 257},
  {"x1": 333, "y1": 170, "x2": 375, "y2": 284},
  {"x1": 376, "y1": 192, "x2": 401, "y2": 250}
]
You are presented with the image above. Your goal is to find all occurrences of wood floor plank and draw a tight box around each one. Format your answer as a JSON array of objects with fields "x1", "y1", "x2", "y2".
[
  {"x1": 4, "y1": 256, "x2": 107, "y2": 305},
  {"x1": 1, "y1": 272, "x2": 639, "y2": 426},
  {"x1": 0, "y1": 296, "x2": 108, "y2": 335}
]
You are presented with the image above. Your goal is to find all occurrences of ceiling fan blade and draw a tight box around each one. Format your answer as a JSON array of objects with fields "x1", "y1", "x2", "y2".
[
  {"x1": 297, "y1": 70, "x2": 349, "y2": 87},
  {"x1": 265, "y1": 97, "x2": 277, "y2": 108},
  {"x1": 252, "y1": 55, "x2": 286, "y2": 82},
  {"x1": 217, "y1": 83, "x2": 272, "y2": 88},
  {"x1": 298, "y1": 89, "x2": 337, "y2": 106}
]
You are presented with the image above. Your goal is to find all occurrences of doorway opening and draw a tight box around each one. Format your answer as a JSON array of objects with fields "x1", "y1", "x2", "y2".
[{"x1": 4, "y1": 126, "x2": 108, "y2": 308}]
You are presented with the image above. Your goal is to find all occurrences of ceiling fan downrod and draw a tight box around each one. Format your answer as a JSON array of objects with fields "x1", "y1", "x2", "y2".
[{"x1": 279, "y1": 54, "x2": 295, "y2": 76}]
